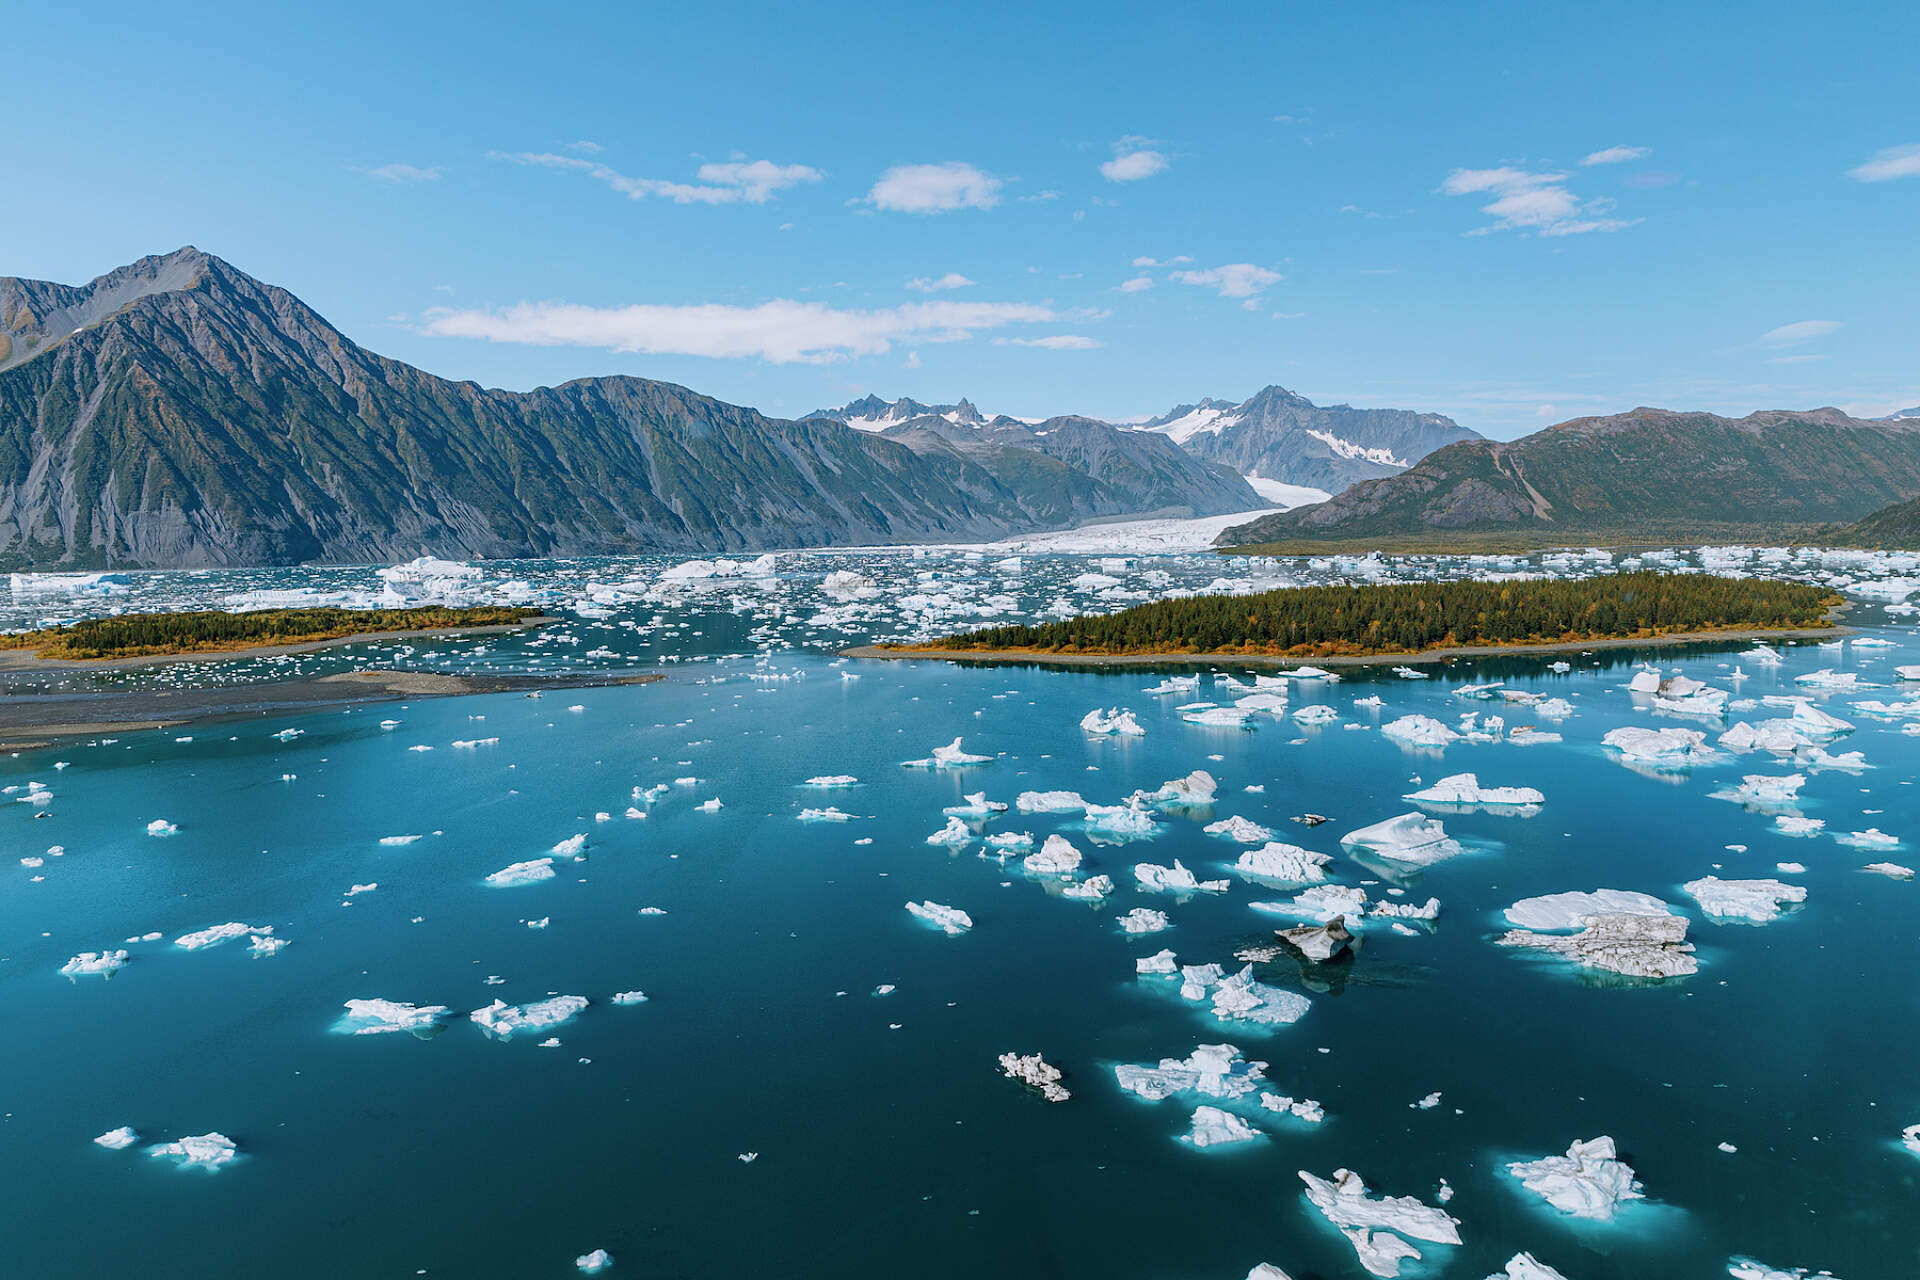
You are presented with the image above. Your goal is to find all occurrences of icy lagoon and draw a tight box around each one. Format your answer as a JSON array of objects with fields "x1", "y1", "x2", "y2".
[{"x1": 6, "y1": 545, "x2": 1920, "y2": 1277}]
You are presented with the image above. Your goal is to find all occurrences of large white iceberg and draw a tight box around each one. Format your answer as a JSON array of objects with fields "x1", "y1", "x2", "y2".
[
  {"x1": 906, "y1": 901, "x2": 973, "y2": 934},
  {"x1": 1081, "y1": 707, "x2": 1146, "y2": 736},
  {"x1": 1382, "y1": 715, "x2": 1460, "y2": 748},
  {"x1": 61, "y1": 950, "x2": 129, "y2": 978},
  {"x1": 1506, "y1": 1135, "x2": 1645, "y2": 1220},
  {"x1": 1505, "y1": 890, "x2": 1673, "y2": 931},
  {"x1": 1114, "y1": 1043, "x2": 1268, "y2": 1102},
  {"x1": 1298, "y1": 1168, "x2": 1462, "y2": 1279},
  {"x1": 1234, "y1": 843, "x2": 1331, "y2": 885},
  {"x1": 1183, "y1": 1105, "x2": 1262, "y2": 1148},
  {"x1": 1340, "y1": 813, "x2": 1461, "y2": 865},
  {"x1": 336, "y1": 999, "x2": 452, "y2": 1036},
  {"x1": 1403, "y1": 773, "x2": 1544, "y2": 809},
  {"x1": 1017, "y1": 790, "x2": 1089, "y2": 813},
  {"x1": 1603, "y1": 726, "x2": 1715, "y2": 766},
  {"x1": 470, "y1": 995, "x2": 589, "y2": 1040},
  {"x1": 1499, "y1": 912, "x2": 1698, "y2": 978},
  {"x1": 1682, "y1": 876, "x2": 1806, "y2": 923},
  {"x1": 1023, "y1": 834, "x2": 1082, "y2": 875},
  {"x1": 1118, "y1": 907, "x2": 1172, "y2": 934},
  {"x1": 149, "y1": 1132, "x2": 239, "y2": 1172},
  {"x1": 1206, "y1": 815, "x2": 1275, "y2": 844},
  {"x1": 1134, "y1": 860, "x2": 1229, "y2": 893}
]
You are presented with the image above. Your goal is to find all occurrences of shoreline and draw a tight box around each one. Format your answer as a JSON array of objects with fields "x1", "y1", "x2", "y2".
[
  {"x1": 842, "y1": 621, "x2": 1851, "y2": 670},
  {"x1": 0, "y1": 616, "x2": 557, "y2": 672},
  {"x1": 0, "y1": 665, "x2": 658, "y2": 751}
]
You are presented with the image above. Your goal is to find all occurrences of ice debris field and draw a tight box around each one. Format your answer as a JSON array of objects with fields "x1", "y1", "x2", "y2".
[{"x1": 6, "y1": 541, "x2": 1920, "y2": 1276}]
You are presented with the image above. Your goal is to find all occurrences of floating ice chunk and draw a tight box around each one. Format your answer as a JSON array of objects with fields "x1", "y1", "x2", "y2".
[
  {"x1": 1023, "y1": 834, "x2": 1082, "y2": 875},
  {"x1": 804, "y1": 775, "x2": 859, "y2": 788},
  {"x1": 1275, "y1": 916, "x2": 1353, "y2": 962},
  {"x1": 1500, "y1": 912, "x2": 1698, "y2": 978},
  {"x1": 174, "y1": 922, "x2": 266, "y2": 950},
  {"x1": 1136, "y1": 949, "x2": 1179, "y2": 975},
  {"x1": 1182, "y1": 704, "x2": 1253, "y2": 727},
  {"x1": 1683, "y1": 876, "x2": 1807, "y2": 923},
  {"x1": 927, "y1": 816, "x2": 979, "y2": 847},
  {"x1": 1061, "y1": 874, "x2": 1115, "y2": 900},
  {"x1": 1298, "y1": 1168, "x2": 1462, "y2": 1279},
  {"x1": 94, "y1": 1127, "x2": 138, "y2": 1150},
  {"x1": 1794, "y1": 668, "x2": 1871, "y2": 690},
  {"x1": 1392, "y1": 666, "x2": 1429, "y2": 679},
  {"x1": 1603, "y1": 726, "x2": 1715, "y2": 766},
  {"x1": 451, "y1": 738, "x2": 499, "y2": 749},
  {"x1": 1017, "y1": 790, "x2": 1089, "y2": 813},
  {"x1": 1273, "y1": 666, "x2": 1336, "y2": 680},
  {"x1": 149, "y1": 1132, "x2": 239, "y2": 1172},
  {"x1": 1254, "y1": 884, "x2": 1370, "y2": 924},
  {"x1": 1836, "y1": 828, "x2": 1901, "y2": 850},
  {"x1": 1863, "y1": 862, "x2": 1915, "y2": 879},
  {"x1": 1404, "y1": 773, "x2": 1544, "y2": 809},
  {"x1": 1505, "y1": 891, "x2": 1674, "y2": 931},
  {"x1": 906, "y1": 900, "x2": 973, "y2": 934},
  {"x1": 1488, "y1": 1254, "x2": 1573, "y2": 1280},
  {"x1": 1507, "y1": 1136, "x2": 1645, "y2": 1220},
  {"x1": 345, "y1": 882, "x2": 377, "y2": 896},
  {"x1": 1234, "y1": 843, "x2": 1331, "y2": 885},
  {"x1": 1371, "y1": 896, "x2": 1441, "y2": 921},
  {"x1": 1341, "y1": 813, "x2": 1461, "y2": 865},
  {"x1": 1140, "y1": 770, "x2": 1218, "y2": 807},
  {"x1": 146, "y1": 819, "x2": 178, "y2": 837},
  {"x1": 997, "y1": 1051, "x2": 1071, "y2": 1102},
  {"x1": 1135, "y1": 860, "x2": 1230, "y2": 893},
  {"x1": 983, "y1": 831, "x2": 1034, "y2": 851},
  {"x1": 696, "y1": 798, "x2": 723, "y2": 813},
  {"x1": 1235, "y1": 692, "x2": 1291, "y2": 715},
  {"x1": 576, "y1": 1248, "x2": 614, "y2": 1274},
  {"x1": 60, "y1": 950, "x2": 129, "y2": 978},
  {"x1": 1733, "y1": 774, "x2": 1806, "y2": 806},
  {"x1": 1382, "y1": 715, "x2": 1460, "y2": 748},
  {"x1": 1292, "y1": 704, "x2": 1338, "y2": 725},
  {"x1": 379, "y1": 834, "x2": 424, "y2": 846},
  {"x1": 1183, "y1": 1105, "x2": 1262, "y2": 1148},
  {"x1": 336, "y1": 999, "x2": 452, "y2": 1036},
  {"x1": 913, "y1": 737, "x2": 991, "y2": 767},
  {"x1": 470, "y1": 995, "x2": 589, "y2": 1040},
  {"x1": 1261, "y1": 1093, "x2": 1326, "y2": 1123},
  {"x1": 486, "y1": 858, "x2": 557, "y2": 887},
  {"x1": 1773, "y1": 814, "x2": 1825, "y2": 837},
  {"x1": 1533, "y1": 697, "x2": 1575, "y2": 719},
  {"x1": 1787, "y1": 699, "x2": 1854, "y2": 737},
  {"x1": 1083, "y1": 799, "x2": 1161, "y2": 838},
  {"x1": 1904, "y1": 1124, "x2": 1920, "y2": 1156},
  {"x1": 249, "y1": 933, "x2": 289, "y2": 956},
  {"x1": 944, "y1": 792, "x2": 1007, "y2": 816},
  {"x1": 1206, "y1": 815, "x2": 1275, "y2": 844},
  {"x1": 1726, "y1": 1258, "x2": 1841, "y2": 1280},
  {"x1": 1194, "y1": 964, "x2": 1311, "y2": 1026},
  {"x1": 1081, "y1": 707, "x2": 1146, "y2": 736},
  {"x1": 1246, "y1": 1266, "x2": 1295, "y2": 1280},
  {"x1": 551, "y1": 834, "x2": 588, "y2": 858},
  {"x1": 611, "y1": 990, "x2": 648, "y2": 1005},
  {"x1": 1144, "y1": 675, "x2": 1201, "y2": 695},
  {"x1": 799, "y1": 807, "x2": 855, "y2": 823},
  {"x1": 1118, "y1": 907, "x2": 1172, "y2": 934},
  {"x1": 1720, "y1": 720, "x2": 1816, "y2": 753}
]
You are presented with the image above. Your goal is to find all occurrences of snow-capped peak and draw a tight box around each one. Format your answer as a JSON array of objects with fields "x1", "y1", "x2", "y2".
[{"x1": 1303, "y1": 428, "x2": 1410, "y2": 468}]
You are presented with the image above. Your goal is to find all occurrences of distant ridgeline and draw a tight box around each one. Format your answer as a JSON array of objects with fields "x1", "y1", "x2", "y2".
[
  {"x1": 928, "y1": 574, "x2": 1837, "y2": 658},
  {"x1": 0, "y1": 606, "x2": 539, "y2": 660}
]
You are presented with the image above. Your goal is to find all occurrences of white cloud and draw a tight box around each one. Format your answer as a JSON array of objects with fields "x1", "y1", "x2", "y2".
[
  {"x1": 1169, "y1": 263, "x2": 1283, "y2": 298},
  {"x1": 1132, "y1": 255, "x2": 1190, "y2": 268},
  {"x1": 1769, "y1": 354, "x2": 1828, "y2": 365},
  {"x1": 1848, "y1": 143, "x2": 1920, "y2": 182},
  {"x1": 1117, "y1": 276, "x2": 1154, "y2": 292},
  {"x1": 905, "y1": 351, "x2": 921, "y2": 369},
  {"x1": 359, "y1": 163, "x2": 442, "y2": 183},
  {"x1": 994, "y1": 334, "x2": 1103, "y2": 350},
  {"x1": 1019, "y1": 190, "x2": 1062, "y2": 202},
  {"x1": 906, "y1": 273, "x2": 976, "y2": 293},
  {"x1": 423, "y1": 297, "x2": 1059, "y2": 364},
  {"x1": 1100, "y1": 139, "x2": 1170, "y2": 182},
  {"x1": 864, "y1": 162, "x2": 1001, "y2": 213},
  {"x1": 1759, "y1": 319, "x2": 1841, "y2": 347},
  {"x1": 1439, "y1": 165, "x2": 1637, "y2": 236},
  {"x1": 491, "y1": 151, "x2": 821, "y2": 204},
  {"x1": 1581, "y1": 145, "x2": 1650, "y2": 166},
  {"x1": 565, "y1": 140, "x2": 604, "y2": 154}
]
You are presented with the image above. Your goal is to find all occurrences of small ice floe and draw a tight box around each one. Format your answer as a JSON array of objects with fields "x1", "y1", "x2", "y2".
[
  {"x1": 345, "y1": 882, "x2": 377, "y2": 897},
  {"x1": 1835, "y1": 828, "x2": 1901, "y2": 850},
  {"x1": 94, "y1": 1126, "x2": 138, "y2": 1149},
  {"x1": 696, "y1": 798, "x2": 723, "y2": 813},
  {"x1": 1863, "y1": 862, "x2": 1914, "y2": 879},
  {"x1": 1794, "y1": 668, "x2": 1873, "y2": 690},
  {"x1": 799, "y1": 807, "x2": 855, "y2": 823},
  {"x1": 998, "y1": 1051, "x2": 1070, "y2": 1102},
  {"x1": 1340, "y1": 813, "x2": 1461, "y2": 866},
  {"x1": 1726, "y1": 1258, "x2": 1841, "y2": 1280},
  {"x1": 1773, "y1": 815, "x2": 1825, "y2": 837},
  {"x1": 486, "y1": 858, "x2": 556, "y2": 887},
  {"x1": 451, "y1": 737, "x2": 500, "y2": 748},
  {"x1": 149, "y1": 1132, "x2": 239, "y2": 1172},
  {"x1": 1118, "y1": 907, "x2": 1172, "y2": 934},
  {"x1": 60, "y1": 950, "x2": 129, "y2": 979},
  {"x1": 1179, "y1": 964, "x2": 1310, "y2": 1026},
  {"x1": 1022, "y1": 834, "x2": 1082, "y2": 875},
  {"x1": 1499, "y1": 912, "x2": 1698, "y2": 978},
  {"x1": 804, "y1": 774, "x2": 859, "y2": 788},
  {"x1": 576, "y1": 1248, "x2": 613, "y2": 1274},
  {"x1": 983, "y1": 831, "x2": 1034, "y2": 852},
  {"x1": 1403, "y1": 773, "x2": 1544, "y2": 811},
  {"x1": 1298, "y1": 1168, "x2": 1461, "y2": 1278},
  {"x1": 1136, "y1": 949, "x2": 1179, "y2": 975},
  {"x1": 1235, "y1": 692, "x2": 1291, "y2": 716},
  {"x1": 1683, "y1": 876, "x2": 1807, "y2": 924},
  {"x1": 1505, "y1": 891, "x2": 1674, "y2": 931},
  {"x1": 173, "y1": 922, "x2": 269, "y2": 951},
  {"x1": 1371, "y1": 897, "x2": 1441, "y2": 922},
  {"x1": 249, "y1": 933, "x2": 289, "y2": 956},
  {"x1": 1487, "y1": 1255, "x2": 1573, "y2": 1280},
  {"x1": 1392, "y1": 666, "x2": 1429, "y2": 679},
  {"x1": 1017, "y1": 789, "x2": 1089, "y2": 813},
  {"x1": 1262, "y1": 1093, "x2": 1326, "y2": 1123},
  {"x1": 1134, "y1": 860, "x2": 1229, "y2": 893},
  {"x1": 470, "y1": 995, "x2": 589, "y2": 1040},
  {"x1": 1603, "y1": 726, "x2": 1716, "y2": 768},
  {"x1": 1382, "y1": 714, "x2": 1459, "y2": 748},
  {"x1": 1182, "y1": 705, "x2": 1253, "y2": 727},
  {"x1": 271, "y1": 728, "x2": 304, "y2": 742},
  {"x1": 1901, "y1": 1123, "x2": 1920, "y2": 1156},
  {"x1": 1081, "y1": 707, "x2": 1146, "y2": 736},
  {"x1": 1412, "y1": 1092, "x2": 1441, "y2": 1110},
  {"x1": 1234, "y1": 843, "x2": 1332, "y2": 885},
  {"x1": 1727, "y1": 773, "x2": 1807, "y2": 807},
  {"x1": 1083, "y1": 799, "x2": 1161, "y2": 839},
  {"x1": 1206, "y1": 815, "x2": 1275, "y2": 844},
  {"x1": 944, "y1": 792, "x2": 1007, "y2": 817},
  {"x1": 146, "y1": 819, "x2": 178, "y2": 837},
  {"x1": 551, "y1": 834, "x2": 588, "y2": 858},
  {"x1": 611, "y1": 990, "x2": 648, "y2": 1005},
  {"x1": 1291, "y1": 704, "x2": 1339, "y2": 726},
  {"x1": 926, "y1": 817, "x2": 973, "y2": 847},
  {"x1": 525, "y1": 917, "x2": 550, "y2": 930},
  {"x1": 1246, "y1": 1265, "x2": 1294, "y2": 1280},
  {"x1": 1061, "y1": 874, "x2": 1115, "y2": 900},
  {"x1": 1274, "y1": 917, "x2": 1353, "y2": 962},
  {"x1": 903, "y1": 737, "x2": 993, "y2": 768},
  {"x1": 1252, "y1": 884, "x2": 1370, "y2": 925},
  {"x1": 335, "y1": 999, "x2": 452, "y2": 1036},
  {"x1": 1793, "y1": 746, "x2": 1869, "y2": 771},
  {"x1": 1144, "y1": 675, "x2": 1200, "y2": 696},
  {"x1": 1507, "y1": 1135, "x2": 1645, "y2": 1220},
  {"x1": 1183, "y1": 1105, "x2": 1262, "y2": 1148},
  {"x1": 379, "y1": 834, "x2": 424, "y2": 846},
  {"x1": 1274, "y1": 665, "x2": 1336, "y2": 681},
  {"x1": 905, "y1": 901, "x2": 973, "y2": 934}
]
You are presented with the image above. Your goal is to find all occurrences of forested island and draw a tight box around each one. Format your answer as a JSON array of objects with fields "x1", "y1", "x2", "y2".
[
  {"x1": 916, "y1": 574, "x2": 1838, "y2": 659},
  {"x1": 0, "y1": 606, "x2": 544, "y2": 661}
]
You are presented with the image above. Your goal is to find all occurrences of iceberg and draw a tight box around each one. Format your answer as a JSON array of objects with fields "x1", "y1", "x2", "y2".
[
  {"x1": 1234, "y1": 842, "x2": 1331, "y2": 885},
  {"x1": 1205, "y1": 815, "x2": 1275, "y2": 844},
  {"x1": 1261, "y1": 1093, "x2": 1326, "y2": 1124},
  {"x1": 1017, "y1": 790, "x2": 1089, "y2": 813},
  {"x1": 1023, "y1": 834, "x2": 1082, "y2": 875},
  {"x1": 1488, "y1": 1254, "x2": 1573, "y2": 1280},
  {"x1": 1061, "y1": 874, "x2": 1115, "y2": 900},
  {"x1": 1144, "y1": 675, "x2": 1201, "y2": 696},
  {"x1": 1118, "y1": 907, "x2": 1172, "y2": 934},
  {"x1": 926, "y1": 817, "x2": 973, "y2": 847},
  {"x1": 1135, "y1": 949, "x2": 1179, "y2": 975},
  {"x1": 576, "y1": 1248, "x2": 614, "y2": 1274},
  {"x1": 1382, "y1": 715, "x2": 1460, "y2": 748},
  {"x1": 1505, "y1": 890, "x2": 1673, "y2": 931},
  {"x1": 1274, "y1": 916, "x2": 1353, "y2": 962},
  {"x1": 1726, "y1": 1259, "x2": 1841, "y2": 1280},
  {"x1": 486, "y1": 858, "x2": 556, "y2": 887},
  {"x1": 1732, "y1": 774, "x2": 1805, "y2": 806},
  {"x1": 470, "y1": 995, "x2": 589, "y2": 1040},
  {"x1": 60, "y1": 950, "x2": 129, "y2": 978},
  {"x1": 1182, "y1": 705, "x2": 1253, "y2": 727},
  {"x1": 799, "y1": 807, "x2": 855, "y2": 822},
  {"x1": 148, "y1": 1132, "x2": 240, "y2": 1172},
  {"x1": 1182, "y1": 1105, "x2": 1262, "y2": 1148},
  {"x1": 94, "y1": 1126, "x2": 138, "y2": 1150},
  {"x1": 1835, "y1": 828, "x2": 1901, "y2": 850},
  {"x1": 1298, "y1": 1168, "x2": 1462, "y2": 1279},
  {"x1": 1134, "y1": 860, "x2": 1230, "y2": 893},
  {"x1": 1291, "y1": 704, "x2": 1339, "y2": 725},
  {"x1": 1083, "y1": 799, "x2": 1160, "y2": 838},
  {"x1": 336, "y1": 999, "x2": 452, "y2": 1036},
  {"x1": 1683, "y1": 876, "x2": 1807, "y2": 923},
  {"x1": 944, "y1": 792, "x2": 1007, "y2": 816},
  {"x1": 1774, "y1": 814, "x2": 1825, "y2": 837},
  {"x1": 1403, "y1": 773, "x2": 1544, "y2": 809},
  {"x1": 1499, "y1": 912, "x2": 1698, "y2": 978},
  {"x1": 1253, "y1": 884, "x2": 1370, "y2": 924},
  {"x1": 1506, "y1": 1135, "x2": 1645, "y2": 1220},
  {"x1": 1863, "y1": 861, "x2": 1915, "y2": 879},
  {"x1": 174, "y1": 922, "x2": 267, "y2": 950},
  {"x1": 1114, "y1": 1043, "x2": 1268, "y2": 1102},
  {"x1": 804, "y1": 775, "x2": 859, "y2": 788},
  {"x1": 1603, "y1": 726, "x2": 1715, "y2": 766},
  {"x1": 905, "y1": 900, "x2": 973, "y2": 934},
  {"x1": 997, "y1": 1051, "x2": 1071, "y2": 1102},
  {"x1": 1183, "y1": 964, "x2": 1312, "y2": 1026},
  {"x1": 1340, "y1": 813, "x2": 1460, "y2": 865},
  {"x1": 146, "y1": 819, "x2": 178, "y2": 837},
  {"x1": 1140, "y1": 770, "x2": 1218, "y2": 807},
  {"x1": 903, "y1": 737, "x2": 993, "y2": 768},
  {"x1": 1081, "y1": 707, "x2": 1146, "y2": 736}
]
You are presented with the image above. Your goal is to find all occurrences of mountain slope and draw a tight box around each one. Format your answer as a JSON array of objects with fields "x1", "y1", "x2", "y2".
[
  {"x1": 1826, "y1": 495, "x2": 1920, "y2": 548},
  {"x1": 1218, "y1": 406, "x2": 1920, "y2": 547},
  {"x1": 1137, "y1": 385, "x2": 1480, "y2": 492},
  {"x1": 0, "y1": 249, "x2": 1260, "y2": 569}
]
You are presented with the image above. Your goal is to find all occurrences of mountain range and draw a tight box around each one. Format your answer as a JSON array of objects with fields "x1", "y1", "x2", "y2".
[
  {"x1": 1218, "y1": 406, "x2": 1920, "y2": 548},
  {"x1": 0, "y1": 249, "x2": 1270, "y2": 569}
]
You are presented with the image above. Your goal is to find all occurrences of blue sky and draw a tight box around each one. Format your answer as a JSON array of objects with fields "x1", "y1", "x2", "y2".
[{"x1": 7, "y1": 0, "x2": 1917, "y2": 436}]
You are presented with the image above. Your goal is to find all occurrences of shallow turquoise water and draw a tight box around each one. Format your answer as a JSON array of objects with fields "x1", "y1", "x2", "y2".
[{"x1": 4, "y1": 632, "x2": 1919, "y2": 1277}]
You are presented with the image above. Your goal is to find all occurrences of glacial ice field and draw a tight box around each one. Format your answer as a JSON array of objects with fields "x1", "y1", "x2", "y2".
[{"x1": 5, "y1": 541, "x2": 1920, "y2": 1277}]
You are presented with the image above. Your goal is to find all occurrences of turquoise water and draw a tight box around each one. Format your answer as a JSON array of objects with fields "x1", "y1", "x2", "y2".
[{"x1": 5, "y1": 619, "x2": 1920, "y2": 1277}]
